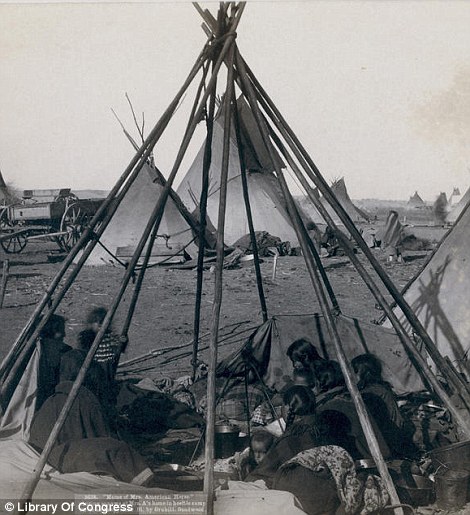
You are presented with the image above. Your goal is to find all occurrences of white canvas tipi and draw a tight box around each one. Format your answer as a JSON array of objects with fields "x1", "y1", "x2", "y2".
[
  {"x1": 386, "y1": 199, "x2": 470, "y2": 373},
  {"x1": 176, "y1": 98, "x2": 301, "y2": 245}
]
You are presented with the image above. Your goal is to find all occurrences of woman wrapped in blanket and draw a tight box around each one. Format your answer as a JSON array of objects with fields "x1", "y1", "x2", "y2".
[{"x1": 245, "y1": 386, "x2": 389, "y2": 515}]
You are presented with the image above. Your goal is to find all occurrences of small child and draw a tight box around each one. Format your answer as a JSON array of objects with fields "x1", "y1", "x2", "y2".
[
  {"x1": 239, "y1": 431, "x2": 275, "y2": 479},
  {"x1": 84, "y1": 306, "x2": 127, "y2": 384}
]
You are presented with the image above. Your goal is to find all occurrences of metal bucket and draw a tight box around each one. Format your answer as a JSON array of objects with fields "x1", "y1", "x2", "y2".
[
  {"x1": 395, "y1": 474, "x2": 434, "y2": 507},
  {"x1": 214, "y1": 423, "x2": 240, "y2": 459},
  {"x1": 435, "y1": 469, "x2": 469, "y2": 510},
  {"x1": 429, "y1": 440, "x2": 470, "y2": 473}
]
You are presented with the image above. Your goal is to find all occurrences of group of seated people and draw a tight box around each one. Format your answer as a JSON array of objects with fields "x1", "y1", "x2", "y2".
[
  {"x1": 236, "y1": 338, "x2": 418, "y2": 514},
  {"x1": 30, "y1": 308, "x2": 157, "y2": 486},
  {"x1": 31, "y1": 316, "x2": 417, "y2": 513}
]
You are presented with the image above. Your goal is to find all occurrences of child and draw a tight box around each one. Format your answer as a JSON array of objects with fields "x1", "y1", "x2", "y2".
[
  {"x1": 83, "y1": 306, "x2": 127, "y2": 385},
  {"x1": 239, "y1": 431, "x2": 275, "y2": 479}
]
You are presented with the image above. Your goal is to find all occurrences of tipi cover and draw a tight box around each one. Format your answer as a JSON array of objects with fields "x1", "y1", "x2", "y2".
[
  {"x1": 320, "y1": 178, "x2": 369, "y2": 224},
  {"x1": 407, "y1": 191, "x2": 425, "y2": 209},
  {"x1": 446, "y1": 186, "x2": 470, "y2": 224},
  {"x1": 385, "y1": 200, "x2": 470, "y2": 373},
  {"x1": 86, "y1": 162, "x2": 196, "y2": 265},
  {"x1": 176, "y1": 99, "x2": 302, "y2": 245}
]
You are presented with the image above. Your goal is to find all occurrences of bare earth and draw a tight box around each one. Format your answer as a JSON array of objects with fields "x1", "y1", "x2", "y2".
[{"x1": 0, "y1": 237, "x2": 430, "y2": 379}]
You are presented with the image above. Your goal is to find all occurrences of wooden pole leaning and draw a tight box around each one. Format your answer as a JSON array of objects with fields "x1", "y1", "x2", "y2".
[
  {"x1": 243, "y1": 59, "x2": 470, "y2": 401},
  {"x1": 267, "y1": 123, "x2": 470, "y2": 435},
  {"x1": 0, "y1": 44, "x2": 210, "y2": 384},
  {"x1": 203, "y1": 43, "x2": 237, "y2": 515},
  {"x1": 191, "y1": 64, "x2": 218, "y2": 379},
  {"x1": 230, "y1": 85, "x2": 268, "y2": 322},
  {"x1": 234, "y1": 52, "x2": 404, "y2": 512},
  {"x1": 18, "y1": 27, "x2": 240, "y2": 506}
]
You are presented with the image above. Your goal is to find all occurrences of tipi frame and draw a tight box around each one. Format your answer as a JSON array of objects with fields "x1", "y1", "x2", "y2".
[{"x1": 1, "y1": 4, "x2": 470, "y2": 514}]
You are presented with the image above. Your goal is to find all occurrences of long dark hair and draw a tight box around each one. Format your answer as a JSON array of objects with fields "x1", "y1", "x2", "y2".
[
  {"x1": 351, "y1": 354, "x2": 386, "y2": 389},
  {"x1": 283, "y1": 385, "x2": 316, "y2": 430},
  {"x1": 286, "y1": 339, "x2": 321, "y2": 369}
]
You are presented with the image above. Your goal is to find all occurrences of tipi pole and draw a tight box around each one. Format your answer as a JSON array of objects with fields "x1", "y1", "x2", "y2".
[
  {"x1": 203, "y1": 42, "x2": 237, "y2": 515},
  {"x1": 268, "y1": 124, "x2": 470, "y2": 433},
  {"x1": 18, "y1": 23, "x2": 241, "y2": 504},
  {"x1": 231, "y1": 86, "x2": 268, "y2": 322},
  {"x1": 0, "y1": 44, "x2": 209, "y2": 382},
  {"x1": 244, "y1": 60, "x2": 470, "y2": 401},
  {"x1": 234, "y1": 53, "x2": 404, "y2": 511},
  {"x1": 192, "y1": 61, "x2": 218, "y2": 379}
]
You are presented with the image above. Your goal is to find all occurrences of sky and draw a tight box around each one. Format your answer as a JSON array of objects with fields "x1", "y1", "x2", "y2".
[{"x1": 1, "y1": 1, "x2": 470, "y2": 201}]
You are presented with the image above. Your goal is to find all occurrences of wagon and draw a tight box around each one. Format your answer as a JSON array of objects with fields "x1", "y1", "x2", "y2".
[{"x1": 0, "y1": 189, "x2": 104, "y2": 254}]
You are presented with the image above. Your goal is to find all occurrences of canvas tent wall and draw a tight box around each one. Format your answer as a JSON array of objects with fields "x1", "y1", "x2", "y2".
[
  {"x1": 384, "y1": 200, "x2": 470, "y2": 374},
  {"x1": 446, "y1": 185, "x2": 470, "y2": 224},
  {"x1": 85, "y1": 162, "x2": 197, "y2": 265},
  {"x1": 407, "y1": 191, "x2": 425, "y2": 209},
  {"x1": 319, "y1": 178, "x2": 369, "y2": 224},
  {"x1": 176, "y1": 98, "x2": 302, "y2": 245},
  {"x1": 217, "y1": 313, "x2": 424, "y2": 395}
]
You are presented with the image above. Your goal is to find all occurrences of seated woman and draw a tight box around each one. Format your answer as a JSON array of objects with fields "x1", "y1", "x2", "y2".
[
  {"x1": 314, "y1": 360, "x2": 347, "y2": 406},
  {"x1": 351, "y1": 353, "x2": 417, "y2": 458},
  {"x1": 29, "y1": 358, "x2": 155, "y2": 486},
  {"x1": 36, "y1": 314, "x2": 72, "y2": 410},
  {"x1": 286, "y1": 338, "x2": 324, "y2": 374},
  {"x1": 246, "y1": 385, "x2": 358, "y2": 515},
  {"x1": 245, "y1": 386, "x2": 331, "y2": 485}
]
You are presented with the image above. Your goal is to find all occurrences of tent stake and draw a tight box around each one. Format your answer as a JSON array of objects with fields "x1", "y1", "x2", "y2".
[{"x1": 234, "y1": 51, "x2": 404, "y2": 512}]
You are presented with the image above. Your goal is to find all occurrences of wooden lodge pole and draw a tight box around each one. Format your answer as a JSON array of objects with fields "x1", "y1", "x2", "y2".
[
  {"x1": 234, "y1": 52, "x2": 404, "y2": 512},
  {"x1": 231, "y1": 86, "x2": 268, "y2": 322},
  {"x1": 192, "y1": 59, "x2": 218, "y2": 380},
  {"x1": 19, "y1": 22, "x2": 241, "y2": 505},
  {"x1": 0, "y1": 259, "x2": 9, "y2": 309},
  {"x1": 243, "y1": 58, "x2": 470, "y2": 402},
  {"x1": 0, "y1": 43, "x2": 210, "y2": 385},
  {"x1": 268, "y1": 124, "x2": 470, "y2": 436},
  {"x1": 203, "y1": 42, "x2": 237, "y2": 515}
]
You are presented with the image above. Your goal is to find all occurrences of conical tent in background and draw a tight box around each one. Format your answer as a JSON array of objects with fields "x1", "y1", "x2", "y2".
[
  {"x1": 449, "y1": 186, "x2": 461, "y2": 206},
  {"x1": 177, "y1": 97, "x2": 301, "y2": 245},
  {"x1": 85, "y1": 162, "x2": 198, "y2": 265},
  {"x1": 320, "y1": 177, "x2": 369, "y2": 224},
  {"x1": 407, "y1": 191, "x2": 425, "y2": 209},
  {"x1": 386, "y1": 201, "x2": 470, "y2": 374},
  {"x1": 446, "y1": 185, "x2": 470, "y2": 224},
  {"x1": 296, "y1": 177, "x2": 369, "y2": 226}
]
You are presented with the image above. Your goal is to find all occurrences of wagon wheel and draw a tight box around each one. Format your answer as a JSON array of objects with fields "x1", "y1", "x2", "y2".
[
  {"x1": 58, "y1": 203, "x2": 88, "y2": 252},
  {"x1": 1, "y1": 231, "x2": 28, "y2": 253}
]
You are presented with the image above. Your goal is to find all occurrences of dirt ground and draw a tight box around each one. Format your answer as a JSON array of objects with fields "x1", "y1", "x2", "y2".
[{"x1": 0, "y1": 232, "x2": 436, "y2": 380}]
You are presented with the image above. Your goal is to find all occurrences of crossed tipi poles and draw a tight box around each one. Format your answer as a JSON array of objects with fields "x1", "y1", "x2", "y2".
[{"x1": 1, "y1": 3, "x2": 470, "y2": 513}]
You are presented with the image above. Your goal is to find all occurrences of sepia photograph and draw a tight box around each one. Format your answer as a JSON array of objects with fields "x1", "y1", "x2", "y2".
[{"x1": 1, "y1": 1, "x2": 470, "y2": 514}]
